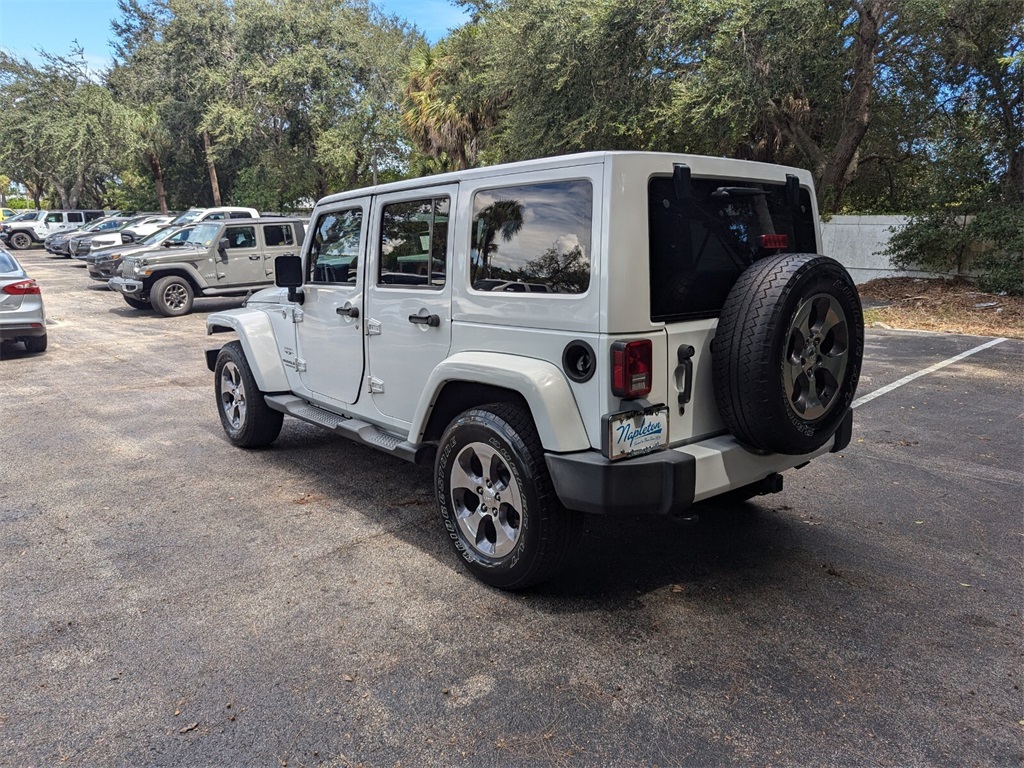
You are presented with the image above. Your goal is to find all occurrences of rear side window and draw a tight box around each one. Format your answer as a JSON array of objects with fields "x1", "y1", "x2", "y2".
[
  {"x1": 67, "y1": 212, "x2": 84, "y2": 223},
  {"x1": 470, "y1": 180, "x2": 592, "y2": 295},
  {"x1": 229, "y1": 211, "x2": 254, "y2": 219},
  {"x1": 262, "y1": 224, "x2": 295, "y2": 247},
  {"x1": 309, "y1": 208, "x2": 362, "y2": 285},
  {"x1": 648, "y1": 177, "x2": 816, "y2": 321},
  {"x1": 378, "y1": 197, "x2": 449, "y2": 288}
]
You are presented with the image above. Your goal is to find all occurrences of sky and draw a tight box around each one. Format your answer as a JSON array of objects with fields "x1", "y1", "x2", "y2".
[{"x1": 0, "y1": 0, "x2": 469, "y2": 71}]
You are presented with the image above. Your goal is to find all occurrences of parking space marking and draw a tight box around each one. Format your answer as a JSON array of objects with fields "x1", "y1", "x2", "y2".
[{"x1": 852, "y1": 337, "x2": 1008, "y2": 409}]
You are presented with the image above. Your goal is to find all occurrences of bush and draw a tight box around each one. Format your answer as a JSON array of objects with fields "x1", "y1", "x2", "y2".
[{"x1": 884, "y1": 202, "x2": 1023, "y2": 295}]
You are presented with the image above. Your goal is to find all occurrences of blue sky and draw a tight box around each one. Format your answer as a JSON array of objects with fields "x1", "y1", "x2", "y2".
[{"x1": 0, "y1": 0, "x2": 469, "y2": 71}]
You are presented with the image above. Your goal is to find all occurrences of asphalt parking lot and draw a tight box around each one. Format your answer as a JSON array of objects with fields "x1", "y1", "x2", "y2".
[{"x1": 2, "y1": 247, "x2": 1022, "y2": 767}]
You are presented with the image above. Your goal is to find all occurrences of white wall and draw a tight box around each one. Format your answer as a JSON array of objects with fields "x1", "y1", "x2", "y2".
[{"x1": 819, "y1": 215, "x2": 940, "y2": 284}]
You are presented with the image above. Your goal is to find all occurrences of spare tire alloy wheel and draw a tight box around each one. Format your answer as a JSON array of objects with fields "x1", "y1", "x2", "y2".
[
  {"x1": 436, "y1": 403, "x2": 581, "y2": 590},
  {"x1": 712, "y1": 253, "x2": 864, "y2": 455},
  {"x1": 9, "y1": 232, "x2": 31, "y2": 250}
]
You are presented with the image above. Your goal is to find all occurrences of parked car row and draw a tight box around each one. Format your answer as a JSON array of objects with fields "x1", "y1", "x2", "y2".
[{"x1": 32, "y1": 206, "x2": 306, "y2": 317}]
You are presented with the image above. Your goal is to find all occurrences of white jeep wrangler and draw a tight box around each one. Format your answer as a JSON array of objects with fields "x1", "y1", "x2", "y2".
[{"x1": 206, "y1": 152, "x2": 864, "y2": 589}]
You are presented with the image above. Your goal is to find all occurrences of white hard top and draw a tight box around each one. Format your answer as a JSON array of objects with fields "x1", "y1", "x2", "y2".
[{"x1": 315, "y1": 151, "x2": 814, "y2": 206}]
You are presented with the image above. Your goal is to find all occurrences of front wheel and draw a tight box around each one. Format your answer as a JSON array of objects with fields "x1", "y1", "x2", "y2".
[
  {"x1": 8, "y1": 232, "x2": 32, "y2": 250},
  {"x1": 123, "y1": 296, "x2": 150, "y2": 310},
  {"x1": 214, "y1": 341, "x2": 283, "y2": 448},
  {"x1": 436, "y1": 402, "x2": 581, "y2": 590},
  {"x1": 150, "y1": 275, "x2": 194, "y2": 317}
]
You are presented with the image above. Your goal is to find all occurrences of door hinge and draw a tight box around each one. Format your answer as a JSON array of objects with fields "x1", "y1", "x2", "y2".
[
  {"x1": 366, "y1": 318, "x2": 382, "y2": 336},
  {"x1": 367, "y1": 375, "x2": 384, "y2": 394},
  {"x1": 291, "y1": 307, "x2": 304, "y2": 324},
  {"x1": 283, "y1": 357, "x2": 307, "y2": 373}
]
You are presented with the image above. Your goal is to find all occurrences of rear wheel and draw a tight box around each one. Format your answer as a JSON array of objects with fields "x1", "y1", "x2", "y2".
[
  {"x1": 436, "y1": 402, "x2": 581, "y2": 589},
  {"x1": 9, "y1": 232, "x2": 32, "y2": 250},
  {"x1": 23, "y1": 333, "x2": 47, "y2": 354},
  {"x1": 150, "y1": 275, "x2": 194, "y2": 317},
  {"x1": 214, "y1": 340, "x2": 283, "y2": 448}
]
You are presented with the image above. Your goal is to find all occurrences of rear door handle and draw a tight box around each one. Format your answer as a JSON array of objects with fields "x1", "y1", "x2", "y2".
[
  {"x1": 337, "y1": 303, "x2": 359, "y2": 318},
  {"x1": 249, "y1": 255, "x2": 261, "y2": 260},
  {"x1": 408, "y1": 313, "x2": 440, "y2": 327}
]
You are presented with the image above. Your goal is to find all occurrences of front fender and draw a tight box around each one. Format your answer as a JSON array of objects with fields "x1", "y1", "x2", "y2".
[
  {"x1": 206, "y1": 308, "x2": 290, "y2": 393},
  {"x1": 410, "y1": 352, "x2": 590, "y2": 453}
]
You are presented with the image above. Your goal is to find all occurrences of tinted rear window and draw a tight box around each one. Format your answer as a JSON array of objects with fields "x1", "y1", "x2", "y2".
[
  {"x1": 648, "y1": 177, "x2": 816, "y2": 321},
  {"x1": 0, "y1": 252, "x2": 17, "y2": 272}
]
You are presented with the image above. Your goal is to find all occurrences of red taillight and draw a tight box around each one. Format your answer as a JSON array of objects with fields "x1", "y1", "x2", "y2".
[
  {"x1": 611, "y1": 339, "x2": 653, "y2": 399},
  {"x1": 3, "y1": 279, "x2": 41, "y2": 295},
  {"x1": 759, "y1": 233, "x2": 789, "y2": 250}
]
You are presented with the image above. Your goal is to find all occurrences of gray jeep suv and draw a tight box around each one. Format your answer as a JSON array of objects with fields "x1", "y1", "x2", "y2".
[{"x1": 110, "y1": 218, "x2": 305, "y2": 316}]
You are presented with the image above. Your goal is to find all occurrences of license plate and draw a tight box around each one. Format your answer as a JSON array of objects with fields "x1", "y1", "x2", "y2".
[{"x1": 606, "y1": 405, "x2": 669, "y2": 460}]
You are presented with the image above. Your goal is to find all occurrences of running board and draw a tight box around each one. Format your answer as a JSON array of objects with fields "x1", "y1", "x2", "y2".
[{"x1": 263, "y1": 394, "x2": 433, "y2": 465}]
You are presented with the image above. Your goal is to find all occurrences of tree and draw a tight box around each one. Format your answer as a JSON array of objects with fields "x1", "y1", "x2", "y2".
[{"x1": 0, "y1": 48, "x2": 128, "y2": 208}]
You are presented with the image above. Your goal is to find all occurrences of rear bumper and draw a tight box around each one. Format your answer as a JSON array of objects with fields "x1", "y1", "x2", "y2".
[
  {"x1": 546, "y1": 411, "x2": 851, "y2": 516},
  {"x1": 0, "y1": 322, "x2": 46, "y2": 340}
]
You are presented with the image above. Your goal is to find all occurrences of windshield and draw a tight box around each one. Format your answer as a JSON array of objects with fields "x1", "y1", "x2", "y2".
[
  {"x1": 8, "y1": 211, "x2": 37, "y2": 223},
  {"x1": 142, "y1": 226, "x2": 176, "y2": 245},
  {"x1": 187, "y1": 222, "x2": 221, "y2": 247},
  {"x1": 171, "y1": 209, "x2": 205, "y2": 226}
]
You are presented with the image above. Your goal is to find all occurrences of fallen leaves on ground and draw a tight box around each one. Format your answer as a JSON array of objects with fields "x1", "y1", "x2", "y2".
[{"x1": 859, "y1": 277, "x2": 1024, "y2": 339}]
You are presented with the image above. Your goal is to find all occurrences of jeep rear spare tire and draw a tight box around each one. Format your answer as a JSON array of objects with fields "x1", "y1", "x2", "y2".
[{"x1": 712, "y1": 253, "x2": 863, "y2": 455}]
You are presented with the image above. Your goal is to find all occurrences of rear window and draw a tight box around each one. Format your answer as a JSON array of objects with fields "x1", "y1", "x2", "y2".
[
  {"x1": 0, "y1": 252, "x2": 17, "y2": 273},
  {"x1": 648, "y1": 177, "x2": 816, "y2": 321}
]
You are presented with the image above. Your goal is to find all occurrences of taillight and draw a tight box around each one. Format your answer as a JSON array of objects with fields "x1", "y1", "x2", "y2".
[
  {"x1": 611, "y1": 339, "x2": 653, "y2": 399},
  {"x1": 759, "y1": 233, "x2": 789, "y2": 250},
  {"x1": 3, "y1": 279, "x2": 41, "y2": 295}
]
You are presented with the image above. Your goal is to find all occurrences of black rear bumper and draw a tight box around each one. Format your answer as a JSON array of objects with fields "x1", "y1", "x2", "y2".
[{"x1": 545, "y1": 448, "x2": 696, "y2": 516}]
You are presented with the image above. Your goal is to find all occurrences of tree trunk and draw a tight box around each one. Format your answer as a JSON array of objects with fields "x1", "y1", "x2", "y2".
[
  {"x1": 145, "y1": 150, "x2": 168, "y2": 214},
  {"x1": 818, "y1": 0, "x2": 889, "y2": 213},
  {"x1": 69, "y1": 174, "x2": 85, "y2": 210},
  {"x1": 203, "y1": 131, "x2": 222, "y2": 207}
]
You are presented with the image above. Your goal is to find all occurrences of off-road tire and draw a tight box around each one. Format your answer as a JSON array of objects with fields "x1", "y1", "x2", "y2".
[
  {"x1": 214, "y1": 341, "x2": 283, "y2": 448},
  {"x1": 712, "y1": 253, "x2": 863, "y2": 455},
  {"x1": 150, "y1": 275, "x2": 194, "y2": 317},
  {"x1": 8, "y1": 232, "x2": 32, "y2": 250},
  {"x1": 436, "y1": 402, "x2": 582, "y2": 590},
  {"x1": 122, "y1": 296, "x2": 150, "y2": 310}
]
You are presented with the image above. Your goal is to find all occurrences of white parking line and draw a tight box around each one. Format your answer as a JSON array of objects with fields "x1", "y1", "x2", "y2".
[{"x1": 852, "y1": 337, "x2": 1009, "y2": 409}]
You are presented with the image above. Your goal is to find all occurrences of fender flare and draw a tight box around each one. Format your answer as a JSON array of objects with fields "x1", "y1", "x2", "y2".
[
  {"x1": 410, "y1": 351, "x2": 591, "y2": 453},
  {"x1": 206, "y1": 309, "x2": 290, "y2": 393},
  {"x1": 144, "y1": 262, "x2": 207, "y2": 290}
]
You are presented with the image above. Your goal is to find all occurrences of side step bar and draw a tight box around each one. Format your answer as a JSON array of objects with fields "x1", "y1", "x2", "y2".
[{"x1": 263, "y1": 394, "x2": 434, "y2": 465}]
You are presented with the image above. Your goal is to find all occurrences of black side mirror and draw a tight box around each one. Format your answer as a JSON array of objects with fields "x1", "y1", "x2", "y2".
[
  {"x1": 275, "y1": 254, "x2": 304, "y2": 304},
  {"x1": 217, "y1": 237, "x2": 230, "y2": 256}
]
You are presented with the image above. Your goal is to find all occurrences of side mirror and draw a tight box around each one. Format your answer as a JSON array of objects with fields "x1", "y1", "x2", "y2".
[
  {"x1": 217, "y1": 236, "x2": 230, "y2": 255},
  {"x1": 275, "y1": 254, "x2": 304, "y2": 304}
]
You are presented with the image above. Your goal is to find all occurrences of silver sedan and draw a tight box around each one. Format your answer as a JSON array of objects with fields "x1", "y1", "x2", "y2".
[{"x1": 0, "y1": 248, "x2": 47, "y2": 354}]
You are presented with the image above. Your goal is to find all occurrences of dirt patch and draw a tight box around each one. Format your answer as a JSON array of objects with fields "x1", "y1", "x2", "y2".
[{"x1": 858, "y1": 277, "x2": 1024, "y2": 339}]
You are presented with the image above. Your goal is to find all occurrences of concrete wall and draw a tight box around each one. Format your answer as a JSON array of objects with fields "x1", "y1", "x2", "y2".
[{"x1": 820, "y1": 215, "x2": 930, "y2": 284}]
